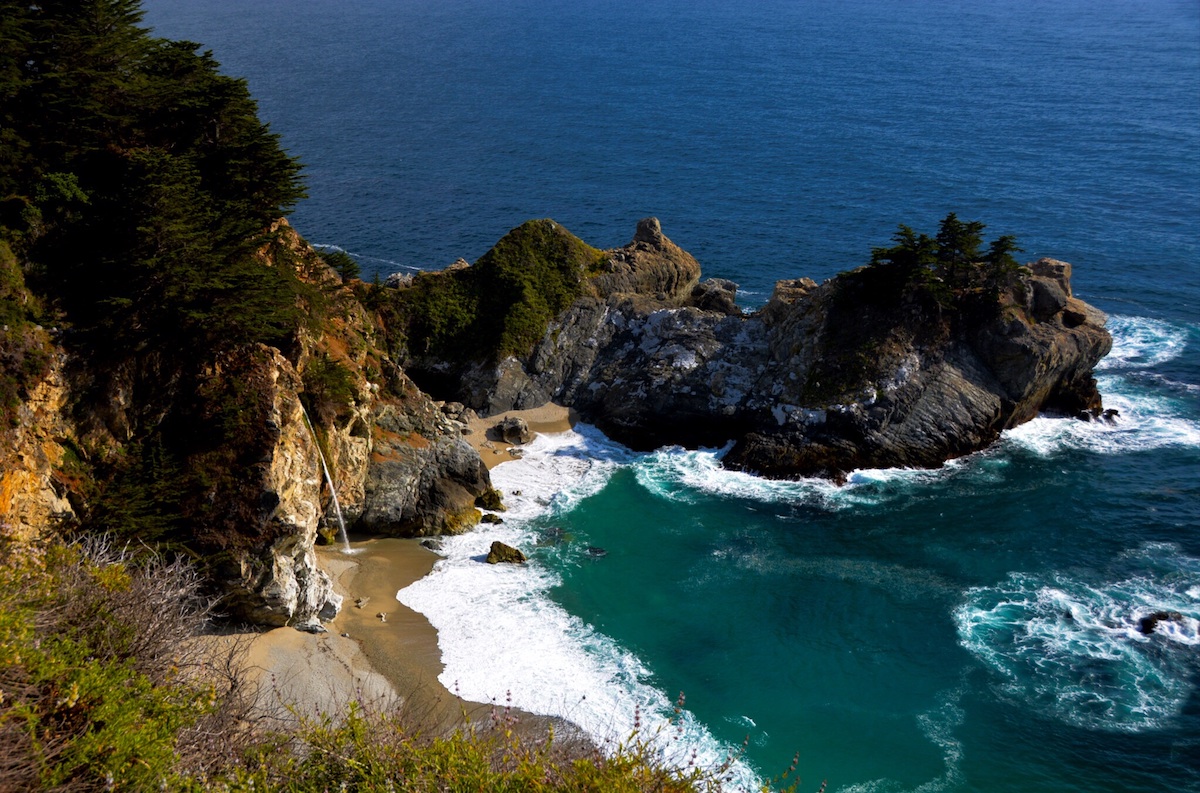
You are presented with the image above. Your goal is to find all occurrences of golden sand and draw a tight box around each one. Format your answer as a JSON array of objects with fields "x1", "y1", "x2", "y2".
[
  {"x1": 216, "y1": 403, "x2": 579, "y2": 729},
  {"x1": 463, "y1": 402, "x2": 576, "y2": 469}
]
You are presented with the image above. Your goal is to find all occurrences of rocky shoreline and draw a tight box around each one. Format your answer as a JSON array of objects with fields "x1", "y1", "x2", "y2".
[
  {"x1": 2, "y1": 215, "x2": 1111, "y2": 634},
  {"x1": 404, "y1": 218, "x2": 1111, "y2": 481}
]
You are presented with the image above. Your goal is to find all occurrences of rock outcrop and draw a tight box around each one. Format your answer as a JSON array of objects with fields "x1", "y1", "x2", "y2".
[
  {"x1": 443, "y1": 219, "x2": 704, "y2": 413},
  {"x1": 0, "y1": 345, "x2": 78, "y2": 543},
  {"x1": 494, "y1": 416, "x2": 533, "y2": 445},
  {"x1": 0, "y1": 220, "x2": 495, "y2": 628},
  {"x1": 486, "y1": 540, "x2": 526, "y2": 564},
  {"x1": 418, "y1": 220, "x2": 1112, "y2": 479},
  {"x1": 201, "y1": 344, "x2": 341, "y2": 628}
]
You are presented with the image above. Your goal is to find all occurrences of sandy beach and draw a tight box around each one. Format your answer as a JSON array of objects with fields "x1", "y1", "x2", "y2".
[
  {"x1": 216, "y1": 403, "x2": 578, "y2": 731},
  {"x1": 463, "y1": 402, "x2": 576, "y2": 469},
  {"x1": 211, "y1": 538, "x2": 468, "y2": 727}
]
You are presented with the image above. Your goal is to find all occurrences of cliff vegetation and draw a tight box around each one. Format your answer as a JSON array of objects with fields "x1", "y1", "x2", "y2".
[
  {"x1": 1, "y1": 1, "x2": 494, "y2": 626},
  {"x1": 379, "y1": 219, "x2": 607, "y2": 363},
  {"x1": 2, "y1": 536, "x2": 804, "y2": 792}
]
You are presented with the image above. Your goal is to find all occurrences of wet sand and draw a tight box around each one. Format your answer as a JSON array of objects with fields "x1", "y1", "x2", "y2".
[
  {"x1": 318, "y1": 537, "x2": 488, "y2": 730},
  {"x1": 214, "y1": 403, "x2": 580, "y2": 733}
]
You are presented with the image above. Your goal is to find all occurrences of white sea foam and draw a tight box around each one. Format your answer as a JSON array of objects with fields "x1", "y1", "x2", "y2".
[
  {"x1": 632, "y1": 443, "x2": 973, "y2": 511},
  {"x1": 398, "y1": 425, "x2": 761, "y2": 789},
  {"x1": 1002, "y1": 378, "x2": 1200, "y2": 457},
  {"x1": 311, "y1": 242, "x2": 421, "y2": 272},
  {"x1": 1002, "y1": 313, "x2": 1200, "y2": 455},
  {"x1": 1096, "y1": 315, "x2": 1192, "y2": 371},
  {"x1": 489, "y1": 423, "x2": 636, "y2": 522},
  {"x1": 954, "y1": 543, "x2": 1200, "y2": 732},
  {"x1": 633, "y1": 444, "x2": 842, "y2": 506}
]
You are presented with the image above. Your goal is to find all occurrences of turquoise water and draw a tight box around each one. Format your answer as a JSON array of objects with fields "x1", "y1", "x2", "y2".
[
  {"x1": 143, "y1": 1, "x2": 1200, "y2": 789},
  {"x1": 400, "y1": 322, "x2": 1200, "y2": 790}
]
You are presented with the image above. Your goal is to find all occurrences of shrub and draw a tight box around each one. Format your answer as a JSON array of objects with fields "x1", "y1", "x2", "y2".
[
  {"x1": 222, "y1": 698, "x2": 744, "y2": 793},
  {"x1": 387, "y1": 219, "x2": 607, "y2": 363},
  {"x1": 318, "y1": 249, "x2": 361, "y2": 281},
  {"x1": 0, "y1": 538, "x2": 219, "y2": 791},
  {"x1": 301, "y1": 353, "x2": 358, "y2": 426}
]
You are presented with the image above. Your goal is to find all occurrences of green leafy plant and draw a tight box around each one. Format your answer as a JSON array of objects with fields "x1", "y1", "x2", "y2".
[
  {"x1": 318, "y1": 248, "x2": 361, "y2": 281},
  {"x1": 301, "y1": 353, "x2": 357, "y2": 426},
  {"x1": 0, "y1": 538, "x2": 218, "y2": 791},
  {"x1": 387, "y1": 219, "x2": 607, "y2": 364}
]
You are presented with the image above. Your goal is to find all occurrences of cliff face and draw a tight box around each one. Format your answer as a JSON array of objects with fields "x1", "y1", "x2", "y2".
[
  {"x1": 0, "y1": 345, "x2": 77, "y2": 543},
  {"x1": 208, "y1": 225, "x2": 493, "y2": 623},
  {"x1": 423, "y1": 220, "x2": 1112, "y2": 479},
  {"x1": 205, "y1": 344, "x2": 340, "y2": 627},
  {"x1": 0, "y1": 221, "x2": 493, "y2": 628}
]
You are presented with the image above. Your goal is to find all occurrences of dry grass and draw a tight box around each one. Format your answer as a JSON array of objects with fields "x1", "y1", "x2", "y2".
[{"x1": 0, "y1": 536, "x2": 818, "y2": 792}]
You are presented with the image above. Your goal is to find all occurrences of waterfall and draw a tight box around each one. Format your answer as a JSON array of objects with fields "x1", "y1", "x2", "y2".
[{"x1": 299, "y1": 404, "x2": 352, "y2": 553}]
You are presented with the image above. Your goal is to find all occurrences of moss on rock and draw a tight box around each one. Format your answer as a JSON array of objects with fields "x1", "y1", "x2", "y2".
[
  {"x1": 475, "y1": 486, "x2": 506, "y2": 511},
  {"x1": 386, "y1": 219, "x2": 606, "y2": 364}
]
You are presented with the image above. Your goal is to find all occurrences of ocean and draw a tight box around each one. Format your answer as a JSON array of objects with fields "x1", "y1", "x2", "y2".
[{"x1": 143, "y1": 1, "x2": 1200, "y2": 790}]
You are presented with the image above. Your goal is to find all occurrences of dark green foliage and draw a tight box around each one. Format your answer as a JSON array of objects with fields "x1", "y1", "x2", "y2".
[
  {"x1": 84, "y1": 346, "x2": 292, "y2": 554},
  {"x1": 0, "y1": 1, "x2": 321, "y2": 547},
  {"x1": 301, "y1": 353, "x2": 356, "y2": 426},
  {"x1": 87, "y1": 438, "x2": 187, "y2": 545},
  {"x1": 401, "y1": 269, "x2": 479, "y2": 356},
  {"x1": 807, "y1": 215, "x2": 1025, "y2": 403},
  {"x1": 0, "y1": 239, "x2": 52, "y2": 426},
  {"x1": 318, "y1": 248, "x2": 361, "y2": 281},
  {"x1": 933, "y1": 212, "x2": 985, "y2": 284},
  {"x1": 389, "y1": 219, "x2": 605, "y2": 362},
  {"x1": 869, "y1": 212, "x2": 1023, "y2": 296},
  {"x1": 0, "y1": 0, "x2": 307, "y2": 359}
]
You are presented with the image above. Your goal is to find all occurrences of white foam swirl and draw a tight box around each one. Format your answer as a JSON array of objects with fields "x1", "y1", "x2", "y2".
[
  {"x1": 1097, "y1": 315, "x2": 1191, "y2": 371},
  {"x1": 398, "y1": 426, "x2": 761, "y2": 789},
  {"x1": 954, "y1": 543, "x2": 1200, "y2": 732}
]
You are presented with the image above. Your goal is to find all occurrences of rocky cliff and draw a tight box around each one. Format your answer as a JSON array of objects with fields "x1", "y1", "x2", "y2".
[
  {"x1": 0, "y1": 212, "x2": 1112, "y2": 627},
  {"x1": 402, "y1": 218, "x2": 1112, "y2": 480},
  {"x1": 0, "y1": 221, "x2": 493, "y2": 628}
]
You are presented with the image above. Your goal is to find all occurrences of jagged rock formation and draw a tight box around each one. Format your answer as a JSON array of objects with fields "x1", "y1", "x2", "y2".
[
  {"x1": 434, "y1": 218, "x2": 704, "y2": 411},
  {"x1": 207, "y1": 344, "x2": 341, "y2": 627},
  {"x1": 0, "y1": 221, "x2": 493, "y2": 627},
  {"x1": 413, "y1": 219, "x2": 1111, "y2": 479},
  {"x1": 0, "y1": 346, "x2": 78, "y2": 542}
]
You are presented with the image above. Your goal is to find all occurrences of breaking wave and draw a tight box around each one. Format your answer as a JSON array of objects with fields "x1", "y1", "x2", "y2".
[{"x1": 954, "y1": 543, "x2": 1200, "y2": 732}]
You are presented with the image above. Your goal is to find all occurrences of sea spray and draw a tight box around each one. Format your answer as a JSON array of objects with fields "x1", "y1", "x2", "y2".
[
  {"x1": 299, "y1": 404, "x2": 353, "y2": 553},
  {"x1": 954, "y1": 542, "x2": 1200, "y2": 733},
  {"x1": 398, "y1": 426, "x2": 763, "y2": 789},
  {"x1": 1001, "y1": 315, "x2": 1200, "y2": 458}
]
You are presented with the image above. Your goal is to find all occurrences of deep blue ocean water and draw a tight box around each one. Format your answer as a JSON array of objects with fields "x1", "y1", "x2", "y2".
[{"x1": 145, "y1": 1, "x2": 1200, "y2": 790}]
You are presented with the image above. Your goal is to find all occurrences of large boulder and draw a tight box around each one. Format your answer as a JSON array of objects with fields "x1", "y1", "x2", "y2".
[
  {"x1": 486, "y1": 541, "x2": 526, "y2": 564},
  {"x1": 495, "y1": 416, "x2": 533, "y2": 445}
]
